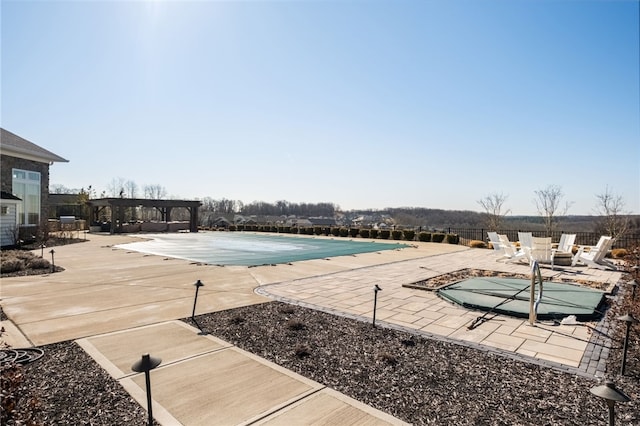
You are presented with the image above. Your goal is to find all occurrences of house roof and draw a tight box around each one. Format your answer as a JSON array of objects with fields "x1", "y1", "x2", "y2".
[
  {"x1": 1, "y1": 191, "x2": 22, "y2": 201},
  {"x1": 0, "y1": 128, "x2": 68, "y2": 163}
]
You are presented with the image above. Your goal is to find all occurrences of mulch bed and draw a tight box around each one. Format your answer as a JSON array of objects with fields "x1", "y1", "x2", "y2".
[{"x1": 1, "y1": 339, "x2": 155, "y2": 425}]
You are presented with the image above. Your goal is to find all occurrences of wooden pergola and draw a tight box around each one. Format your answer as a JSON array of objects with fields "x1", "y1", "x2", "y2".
[{"x1": 87, "y1": 198, "x2": 202, "y2": 234}]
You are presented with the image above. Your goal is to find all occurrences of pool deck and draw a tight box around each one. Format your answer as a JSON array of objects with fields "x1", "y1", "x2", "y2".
[{"x1": 1, "y1": 232, "x2": 624, "y2": 425}]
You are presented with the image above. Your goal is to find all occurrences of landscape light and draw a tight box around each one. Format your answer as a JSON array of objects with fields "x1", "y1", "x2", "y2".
[
  {"x1": 49, "y1": 249, "x2": 55, "y2": 273},
  {"x1": 131, "y1": 353, "x2": 162, "y2": 426},
  {"x1": 618, "y1": 313, "x2": 637, "y2": 376},
  {"x1": 590, "y1": 380, "x2": 631, "y2": 426},
  {"x1": 191, "y1": 280, "x2": 205, "y2": 332},
  {"x1": 372, "y1": 284, "x2": 382, "y2": 328}
]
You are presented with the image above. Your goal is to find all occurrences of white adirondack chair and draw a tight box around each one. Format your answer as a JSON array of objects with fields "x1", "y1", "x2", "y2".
[
  {"x1": 502, "y1": 233, "x2": 528, "y2": 264},
  {"x1": 516, "y1": 232, "x2": 533, "y2": 263},
  {"x1": 572, "y1": 236, "x2": 617, "y2": 270},
  {"x1": 518, "y1": 232, "x2": 533, "y2": 249},
  {"x1": 555, "y1": 233, "x2": 576, "y2": 253},
  {"x1": 529, "y1": 237, "x2": 553, "y2": 265},
  {"x1": 487, "y1": 232, "x2": 501, "y2": 250},
  {"x1": 550, "y1": 233, "x2": 576, "y2": 269},
  {"x1": 488, "y1": 232, "x2": 511, "y2": 261}
]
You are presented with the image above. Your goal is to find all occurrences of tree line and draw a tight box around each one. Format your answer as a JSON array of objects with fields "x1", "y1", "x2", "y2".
[{"x1": 51, "y1": 180, "x2": 638, "y2": 239}]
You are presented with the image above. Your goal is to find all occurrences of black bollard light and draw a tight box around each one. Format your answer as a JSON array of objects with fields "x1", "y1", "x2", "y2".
[
  {"x1": 40, "y1": 243, "x2": 46, "y2": 258},
  {"x1": 618, "y1": 313, "x2": 637, "y2": 376},
  {"x1": 372, "y1": 284, "x2": 382, "y2": 328},
  {"x1": 131, "y1": 353, "x2": 162, "y2": 426},
  {"x1": 191, "y1": 280, "x2": 204, "y2": 320},
  {"x1": 590, "y1": 380, "x2": 631, "y2": 426},
  {"x1": 49, "y1": 249, "x2": 55, "y2": 273}
]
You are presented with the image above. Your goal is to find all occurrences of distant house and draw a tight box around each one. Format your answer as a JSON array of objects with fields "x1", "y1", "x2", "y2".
[
  {"x1": 309, "y1": 217, "x2": 336, "y2": 227},
  {"x1": 285, "y1": 218, "x2": 313, "y2": 228},
  {"x1": 0, "y1": 129, "x2": 68, "y2": 242},
  {"x1": 211, "y1": 216, "x2": 232, "y2": 228}
]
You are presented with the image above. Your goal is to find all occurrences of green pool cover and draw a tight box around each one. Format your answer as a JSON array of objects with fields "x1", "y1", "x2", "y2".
[
  {"x1": 437, "y1": 277, "x2": 605, "y2": 321},
  {"x1": 116, "y1": 232, "x2": 410, "y2": 266}
]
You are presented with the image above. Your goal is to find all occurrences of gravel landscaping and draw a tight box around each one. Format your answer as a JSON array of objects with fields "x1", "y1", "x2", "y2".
[{"x1": 1, "y1": 250, "x2": 638, "y2": 425}]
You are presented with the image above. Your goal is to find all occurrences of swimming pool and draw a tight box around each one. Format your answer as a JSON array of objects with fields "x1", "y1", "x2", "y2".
[{"x1": 115, "y1": 232, "x2": 410, "y2": 266}]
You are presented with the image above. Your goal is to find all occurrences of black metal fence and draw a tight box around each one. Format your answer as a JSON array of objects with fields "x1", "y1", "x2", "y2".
[{"x1": 445, "y1": 228, "x2": 640, "y2": 249}]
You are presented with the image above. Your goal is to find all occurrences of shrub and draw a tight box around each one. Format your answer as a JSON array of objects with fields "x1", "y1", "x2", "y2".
[
  {"x1": 403, "y1": 230, "x2": 416, "y2": 241},
  {"x1": 339, "y1": 227, "x2": 349, "y2": 237},
  {"x1": 611, "y1": 248, "x2": 628, "y2": 259},
  {"x1": 469, "y1": 240, "x2": 487, "y2": 248},
  {"x1": 418, "y1": 232, "x2": 431, "y2": 242},
  {"x1": 290, "y1": 226, "x2": 299, "y2": 234},
  {"x1": 331, "y1": 227, "x2": 340, "y2": 237},
  {"x1": 349, "y1": 228, "x2": 359, "y2": 238},
  {"x1": 229, "y1": 225, "x2": 237, "y2": 231},
  {"x1": 377, "y1": 352, "x2": 398, "y2": 366},
  {"x1": 229, "y1": 315, "x2": 245, "y2": 325},
  {"x1": 432, "y1": 233, "x2": 445, "y2": 243},
  {"x1": 279, "y1": 305, "x2": 296, "y2": 315},
  {"x1": 445, "y1": 234, "x2": 459, "y2": 244},
  {"x1": 359, "y1": 229, "x2": 370, "y2": 239},
  {"x1": 294, "y1": 344, "x2": 311, "y2": 358},
  {"x1": 370, "y1": 229, "x2": 379, "y2": 239},
  {"x1": 379, "y1": 230, "x2": 391, "y2": 239},
  {"x1": 25, "y1": 257, "x2": 51, "y2": 269},
  {"x1": 391, "y1": 230, "x2": 402, "y2": 240},
  {"x1": 286, "y1": 319, "x2": 305, "y2": 331},
  {"x1": 0, "y1": 258, "x2": 24, "y2": 273},
  {"x1": 305, "y1": 227, "x2": 314, "y2": 235}
]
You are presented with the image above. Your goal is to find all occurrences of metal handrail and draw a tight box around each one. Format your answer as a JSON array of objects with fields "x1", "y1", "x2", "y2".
[{"x1": 529, "y1": 260, "x2": 544, "y2": 325}]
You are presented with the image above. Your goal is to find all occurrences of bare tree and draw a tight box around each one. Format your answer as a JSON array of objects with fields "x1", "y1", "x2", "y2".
[
  {"x1": 124, "y1": 180, "x2": 138, "y2": 198},
  {"x1": 141, "y1": 184, "x2": 167, "y2": 220},
  {"x1": 593, "y1": 186, "x2": 629, "y2": 238},
  {"x1": 50, "y1": 184, "x2": 76, "y2": 194},
  {"x1": 534, "y1": 185, "x2": 572, "y2": 236},
  {"x1": 143, "y1": 184, "x2": 167, "y2": 200},
  {"x1": 107, "y1": 177, "x2": 127, "y2": 197},
  {"x1": 477, "y1": 192, "x2": 510, "y2": 231}
]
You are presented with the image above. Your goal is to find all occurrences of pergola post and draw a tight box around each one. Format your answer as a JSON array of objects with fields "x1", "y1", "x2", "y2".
[{"x1": 189, "y1": 207, "x2": 198, "y2": 232}]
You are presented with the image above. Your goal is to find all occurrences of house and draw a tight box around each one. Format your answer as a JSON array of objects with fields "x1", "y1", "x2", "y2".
[
  {"x1": 0, "y1": 128, "x2": 68, "y2": 244},
  {"x1": 309, "y1": 217, "x2": 336, "y2": 227},
  {"x1": 1, "y1": 191, "x2": 22, "y2": 246}
]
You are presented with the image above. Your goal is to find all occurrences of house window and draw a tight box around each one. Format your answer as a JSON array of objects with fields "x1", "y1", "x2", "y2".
[{"x1": 12, "y1": 168, "x2": 41, "y2": 225}]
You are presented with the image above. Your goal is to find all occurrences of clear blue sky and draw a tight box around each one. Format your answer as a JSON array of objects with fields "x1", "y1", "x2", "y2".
[{"x1": 2, "y1": 0, "x2": 638, "y2": 216}]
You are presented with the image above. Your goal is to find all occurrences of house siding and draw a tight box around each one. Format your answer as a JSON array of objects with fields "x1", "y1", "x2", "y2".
[
  {"x1": 0, "y1": 154, "x2": 51, "y2": 229},
  {"x1": 0, "y1": 202, "x2": 18, "y2": 247}
]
